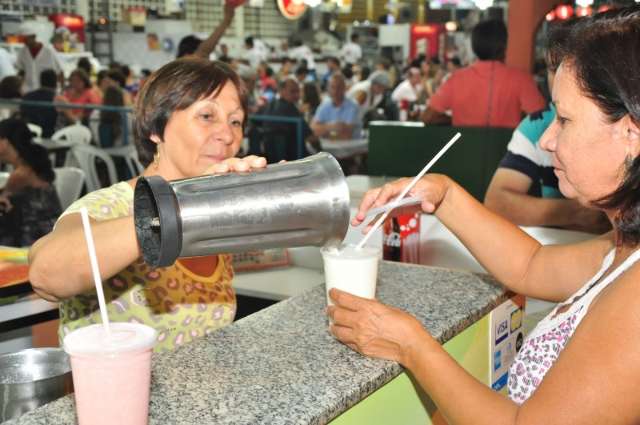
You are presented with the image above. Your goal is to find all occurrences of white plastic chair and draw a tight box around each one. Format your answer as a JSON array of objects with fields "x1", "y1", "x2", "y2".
[
  {"x1": 52, "y1": 123, "x2": 93, "y2": 147},
  {"x1": 104, "y1": 145, "x2": 144, "y2": 178},
  {"x1": 53, "y1": 167, "x2": 85, "y2": 210},
  {"x1": 0, "y1": 171, "x2": 9, "y2": 189},
  {"x1": 67, "y1": 145, "x2": 118, "y2": 192},
  {"x1": 27, "y1": 123, "x2": 43, "y2": 140}
]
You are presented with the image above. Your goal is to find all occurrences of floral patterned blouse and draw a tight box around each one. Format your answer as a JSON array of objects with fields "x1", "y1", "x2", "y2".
[
  {"x1": 57, "y1": 181, "x2": 236, "y2": 352},
  {"x1": 508, "y1": 247, "x2": 640, "y2": 403}
]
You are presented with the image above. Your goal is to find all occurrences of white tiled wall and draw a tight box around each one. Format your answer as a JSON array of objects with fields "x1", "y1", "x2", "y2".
[{"x1": 187, "y1": 1, "x2": 294, "y2": 39}]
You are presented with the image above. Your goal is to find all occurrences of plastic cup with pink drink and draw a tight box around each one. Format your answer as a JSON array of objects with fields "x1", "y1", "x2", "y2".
[
  {"x1": 63, "y1": 322, "x2": 157, "y2": 425},
  {"x1": 321, "y1": 244, "x2": 381, "y2": 306}
]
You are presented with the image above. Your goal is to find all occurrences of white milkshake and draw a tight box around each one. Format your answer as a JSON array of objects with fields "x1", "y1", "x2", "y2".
[{"x1": 321, "y1": 244, "x2": 381, "y2": 306}]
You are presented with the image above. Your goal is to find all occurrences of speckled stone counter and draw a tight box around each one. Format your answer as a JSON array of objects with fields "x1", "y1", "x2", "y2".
[{"x1": 10, "y1": 261, "x2": 507, "y2": 425}]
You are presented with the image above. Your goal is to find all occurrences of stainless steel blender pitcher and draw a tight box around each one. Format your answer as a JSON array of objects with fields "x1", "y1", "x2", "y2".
[{"x1": 134, "y1": 152, "x2": 350, "y2": 268}]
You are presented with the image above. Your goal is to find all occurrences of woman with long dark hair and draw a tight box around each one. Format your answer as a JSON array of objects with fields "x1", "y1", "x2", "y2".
[{"x1": 0, "y1": 117, "x2": 61, "y2": 246}]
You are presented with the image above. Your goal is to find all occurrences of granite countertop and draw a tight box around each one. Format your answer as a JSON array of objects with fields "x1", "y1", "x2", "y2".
[{"x1": 11, "y1": 261, "x2": 508, "y2": 425}]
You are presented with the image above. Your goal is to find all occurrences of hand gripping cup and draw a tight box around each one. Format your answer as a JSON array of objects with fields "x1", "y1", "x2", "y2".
[
  {"x1": 63, "y1": 323, "x2": 157, "y2": 425},
  {"x1": 321, "y1": 244, "x2": 381, "y2": 306}
]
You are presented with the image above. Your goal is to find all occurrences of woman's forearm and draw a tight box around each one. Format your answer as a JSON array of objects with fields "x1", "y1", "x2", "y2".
[
  {"x1": 435, "y1": 181, "x2": 610, "y2": 301},
  {"x1": 29, "y1": 214, "x2": 140, "y2": 302},
  {"x1": 405, "y1": 329, "x2": 519, "y2": 425}
]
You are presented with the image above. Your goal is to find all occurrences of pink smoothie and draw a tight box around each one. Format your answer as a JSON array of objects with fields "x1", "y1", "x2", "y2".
[{"x1": 63, "y1": 323, "x2": 157, "y2": 425}]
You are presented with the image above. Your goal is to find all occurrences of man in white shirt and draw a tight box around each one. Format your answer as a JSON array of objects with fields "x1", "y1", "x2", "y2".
[
  {"x1": 391, "y1": 67, "x2": 423, "y2": 104},
  {"x1": 244, "y1": 36, "x2": 267, "y2": 69},
  {"x1": 15, "y1": 25, "x2": 62, "y2": 92},
  {"x1": 288, "y1": 40, "x2": 316, "y2": 77},
  {"x1": 0, "y1": 47, "x2": 16, "y2": 80},
  {"x1": 340, "y1": 34, "x2": 362, "y2": 65}
]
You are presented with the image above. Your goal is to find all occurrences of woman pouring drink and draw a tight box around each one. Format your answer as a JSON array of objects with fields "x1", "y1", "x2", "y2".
[
  {"x1": 29, "y1": 58, "x2": 267, "y2": 352},
  {"x1": 329, "y1": 6, "x2": 640, "y2": 423}
]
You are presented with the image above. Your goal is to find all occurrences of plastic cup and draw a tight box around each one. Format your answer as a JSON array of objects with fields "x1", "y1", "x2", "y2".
[
  {"x1": 321, "y1": 244, "x2": 381, "y2": 306},
  {"x1": 63, "y1": 323, "x2": 157, "y2": 425}
]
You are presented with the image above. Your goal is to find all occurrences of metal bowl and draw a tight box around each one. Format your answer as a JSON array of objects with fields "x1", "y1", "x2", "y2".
[{"x1": 0, "y1": 347, "x2": 73, "y2": 421}]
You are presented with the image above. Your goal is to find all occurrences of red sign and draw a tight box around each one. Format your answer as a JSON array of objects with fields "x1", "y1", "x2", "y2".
[{"x1": 277, "y1": 0, "x2": 307, "y2": 20}]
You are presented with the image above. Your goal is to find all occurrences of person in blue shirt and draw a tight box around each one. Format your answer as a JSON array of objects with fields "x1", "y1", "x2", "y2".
[{"x1": 311, "y1": 73, "x2": 361, "y2": 140}]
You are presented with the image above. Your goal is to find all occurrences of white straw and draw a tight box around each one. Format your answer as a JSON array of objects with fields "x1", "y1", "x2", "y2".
[
  {"x1": 79, "y1": 207, "x2": 111, "y2": 335},
  {"x1": 356, "y1": 132, "x2": 462, "y2": 250}
]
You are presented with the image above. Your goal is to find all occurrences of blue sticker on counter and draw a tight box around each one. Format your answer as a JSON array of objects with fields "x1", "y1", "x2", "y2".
[
  {"x1": 492, "y1": 372, "x2": 509, "y2": 391},
  {"x1": 494, "y1": 350, "x2": 501, "y2": 371}
]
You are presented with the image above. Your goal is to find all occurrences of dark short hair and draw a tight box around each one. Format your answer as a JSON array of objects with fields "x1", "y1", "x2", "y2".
[
  {"x1": 177, "y1": 35, "x2": 202, "y2": 58},
  {"x1": 360, "y1": 65, "x2": 371, "y2": 80},
  {"x1": 350, "y1": 33, "x2": 359, "y2": 42},
  {"x1": 77, "y1": 57, "x2": 92, "y2": 75},
  {"x1": 69, "y1": 68, "x2": 91, "y2": 89},
  {"x1": 134, "y1": 58, "x2": 248, "y2": 167},
  {"x1": 100, "y1": 86, "x2": 125, "y2": 140},
  {"x1": 278, "y1": 76, "x2": 298, "y2": 91},
  {"x1": 0, "y1": 117, "x2": 53, "y2": 182},
  {"x1": 302, "y1": 82, "x2": 320, "y2": 109},
  {"x1": 327, "y1": 56, "x2": 340, "y2": 67},
  {"x1": 244, "y1": 36, "x2": 254, "y2": 48},
  {"x1": 96, "y1": 69, "x2": 108, "y2": 86},
  {"x1": 39, "y1": 69, "x2": 58, "y2": 89},
  {"x1": 569, "y1": 5, "x2": 640, "y2": 244},
  {"x1": 0, "y1": 76, "x2": 22, "y2": 99},
  {"x1": 106, "y1": 70, "x2": 126, "y2": 88},
  {"x1": 471, "y1": 19, "x2": 507, "y2": 61},
  {"x1": 341, "y1": 64, "x2": 353, "y2": 80}
]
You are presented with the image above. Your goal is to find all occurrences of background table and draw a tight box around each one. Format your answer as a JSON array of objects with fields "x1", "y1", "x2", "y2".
[{"x1": 319, "y1": 138, "x2": 368, "y2": 159}]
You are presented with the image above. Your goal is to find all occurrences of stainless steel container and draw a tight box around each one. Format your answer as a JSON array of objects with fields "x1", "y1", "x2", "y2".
[
  {"x1": 0, "y1": 348, "x2": 73, "y2": 421},
  {"x1": 134, "y1": 152, "x2": 350, "y2": 268}
]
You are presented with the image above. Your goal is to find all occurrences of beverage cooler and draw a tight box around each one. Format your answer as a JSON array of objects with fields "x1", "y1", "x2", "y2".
[{"x1": 410, "y1": 23, "x2": 446, "y2": 61}]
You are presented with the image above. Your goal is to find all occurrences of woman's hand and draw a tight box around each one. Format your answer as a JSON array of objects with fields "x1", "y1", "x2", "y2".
[
  {"x1": 327, "y1": 288, "x2": 430, "y2": 368},
  {"x1": 351, "y1": 174, "x2": 452, "y2": 229},
  {"x1": 205, "y1": 155, "x2": 267, "y2": 174}
]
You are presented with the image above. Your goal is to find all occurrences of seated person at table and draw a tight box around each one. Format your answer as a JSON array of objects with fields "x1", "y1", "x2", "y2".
[
  {"x1": 20, "y1": 69, "x2": 59, "y2": 138},
  {"x1": 329, "y1": 6, "x2": 640, "y2": 422},
  {"x1": 311, "y1": 73, "x2": 361, "y2": 140},
  {"x1": 0, "y1": 117, "x2": 62, "y2": 246},
  {"x1": 29, "y1": 58, "x2": 267, "y2": 352},
  {"x1": 98, "y1": 85, "x2": 126, "y2": 148},
  {"x1": 256, "y1": 77, "x2": 316, "y2": 162},
  {"x1": 484, "y1": 18, "x2": 609, "y2": 234},
  {"x1": 58, "y1": 68, "x2": 102, "y2": 126},
  {"x1": 348, "y1": 70, "x2": 398, "y2": 127}
]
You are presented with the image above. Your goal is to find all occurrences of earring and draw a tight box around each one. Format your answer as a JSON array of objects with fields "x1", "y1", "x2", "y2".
[{"x1": 153, "y1": 151, "x2": 160, "y2": 168}]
